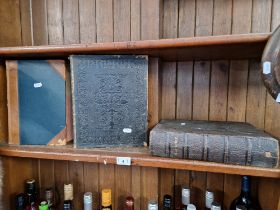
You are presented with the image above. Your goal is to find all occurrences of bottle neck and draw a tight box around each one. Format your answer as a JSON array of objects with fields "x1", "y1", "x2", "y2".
[
  {"x1": 63, "y1": 200, "x2": 72, "y2": 210},
  {"x1": 125, "y1": 206, "x2": 134, "y2": 210},
  {"x1": 181, "y1": 188, "x2": 190, "y2": 206},
  {"x1": 205, "y1": 191, "x2": 214, "y2": 209},
  {"x1": 125, "y1": 197, "x2": 134, "y2": 210},
  {"x1": 240, "y1": 190, "x2": 250, "y2": 197},
  {"x1": 240, "y1": 176, "x2": 250, "y2": 197},
  {"x1": 148, "y1": 201, "x2": 158, "y2": 210},
  {"x1": 102, "y1": 189, "x2": 112, "y2": 208},
  {"x1": 205, "y1": 197, "x2": 213, "y2": 209},
  {"x1": 163, "y1": 195, "x2": 172, "y2": 209},
  {"x1": 27, "y1": 193, "x2": 36, "y2": 205}
]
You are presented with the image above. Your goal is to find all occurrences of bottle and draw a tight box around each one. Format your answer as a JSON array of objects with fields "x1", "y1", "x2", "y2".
[
  {"x1": 148, "y1": 201, "x2": 158, "y2": 210},
  {"x1": 84, "y1": 192, "x2": 93, "y2": 210},
  {"x1": 63, "y1": 184, "x2": 73, "y2": 210},
  {"x1": 230, "y1": 176, "x2": 261, "y2": 210},
  {"x1": 125, "y1": 196, "x2": 134, "y2": 210},
  {"x1": 211, "y1": 202, "x2": 221, "y2": 210},
  {"x1": 163, "y1": 194, "x2": 172, "y2": 210},
  {"x1": 64, "y1": 200, "x2": 72, "y2": 210},
  {"x1": 205, "y1": 190, "x2": 214, "y2": 210},
  {"x1": 181, "y1": 187, "x2": 190, "y2": 210},
  {"x1": 39, "y1": 201, "x2": 49, "y2": 210},
  {"x1": 45, "y1": 188, "x2": 54, "y2": 209},
  {"x1": 101, "y1": 189, "x2": 112, "y2": 210},
  {"x1": 15, "y1": 193, "x2": 26, "y2": 210},
  {"x1": 25, "y1": 179, "x2": 39, "y2": 210},
  {"x1": 187, "y1": 204, "x2": 196, "y2": 210}
]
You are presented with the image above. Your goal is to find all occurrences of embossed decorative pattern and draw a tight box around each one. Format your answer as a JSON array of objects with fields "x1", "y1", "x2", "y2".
[{"x1": 70, "y1": 55, "x2": 148, "y2": 148}]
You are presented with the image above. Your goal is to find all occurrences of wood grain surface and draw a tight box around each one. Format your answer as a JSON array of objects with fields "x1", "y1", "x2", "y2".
[
  {"x1": 0, "y1": 0, "x2": 279, "y2": 209},
  {"x1": 6, "y1": 61, "x2": 19, "y2": 145}
]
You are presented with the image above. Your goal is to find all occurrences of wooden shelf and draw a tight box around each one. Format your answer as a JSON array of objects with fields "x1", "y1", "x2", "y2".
[
  {"x1": 0, "y1": 144, "x2": 279, "y2": 178},
  {"x1": 0, "y1": 33, "x2": 278, "y2": 179},
  {"x1": 0, "y1": 33, "x2": 270, "y2": 61}
]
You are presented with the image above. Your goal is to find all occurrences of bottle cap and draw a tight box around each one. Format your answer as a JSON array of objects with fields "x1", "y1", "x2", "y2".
[
  {"x1": 102, "y1": 189, "x2": 112, "y2": 207},
  {"x1": 163, "y1": 194, "x2": 172, "y2": 208},
  {"x1": 25, "y1": 179, "x2": 36, "y2": 194},
  {"x1": 39, "y1": 201, "x2": 49, "y2": 210},
  {"x1": 45, "y1": 188, "x2": 54, "y2": 206},
  {"x1": 182, "y1": 187, "x2": 190, "y2": 205},
  {"x1": 26, "y1": 179, "x2": 35, "y2": 184},
  {"x1": 236, "y1": 205, "x2": 247, "y2": 210},
  {"x1": 205, "y1": 190, "x2": 214, "y2": 208},
  {"x1": 64, "y1": 184, "x2": 73, "y2": 201},
  {"x1": 125, "y1": 196, "x2": 134, "y2": 207},
  {"x1": 187, "y1": 204, "x2": 196, "y2": 210},
  {"x1": 148, "y1": 200, "x2": 158, "y2": 210},
  {"x1": 211, "y1": 202, "x2": 221, "y2": 210},
  {"x1": 63, "y1": 200, "x2": 72, "y2": 209},
  {"x1": 84, "y1": 192, "x2": 93, "y2": 203}
]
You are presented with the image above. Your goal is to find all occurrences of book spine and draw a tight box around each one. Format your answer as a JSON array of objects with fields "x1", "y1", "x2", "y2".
[
  {"x1": 187, "y1": 133, "x2": 204, "y2": 161},
  {"x1": 206, "y1": 135, "x2": 225, "y2": 163},
  {"x1": 150, "y1": 130, "x2": 168, "y2": 157},
  {"x1": 246, "y1": 136, "x2": 279, "y2": 168},
  {"x1": 226, "y1": 136, "x2": 248, "y2": 165},
  {"x1": 150, "y1": 131, "x2": 279, "y2": 168}
]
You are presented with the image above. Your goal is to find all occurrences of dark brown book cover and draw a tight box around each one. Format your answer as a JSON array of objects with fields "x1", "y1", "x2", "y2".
[{"x1": 149, "y1": 120, "x2": 279, "y2": 168}]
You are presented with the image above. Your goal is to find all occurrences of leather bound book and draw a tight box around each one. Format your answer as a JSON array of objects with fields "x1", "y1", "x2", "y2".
[
  {"x1": 70, "y1": 55, "x2": 148, "y2": 148},
  {"x1": 6, "y1": 60, "x2": 72, "y2": 145},
  {"x1": 149, "y1": 120, "x2": 279, "y2": 168}
]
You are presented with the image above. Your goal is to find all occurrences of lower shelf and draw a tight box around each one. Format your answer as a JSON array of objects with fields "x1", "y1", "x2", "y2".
[{"x1": 0, "y1": 143, "x2": 279, "y2": 178}]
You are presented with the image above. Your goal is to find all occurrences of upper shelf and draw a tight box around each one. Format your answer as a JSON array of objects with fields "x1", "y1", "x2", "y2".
[
  {"x1": 0, "y1": 143, "x2": 279, "y2": 178},
  {"x1": 0, "y1": 33, "x2": 270, "y2": 61}
]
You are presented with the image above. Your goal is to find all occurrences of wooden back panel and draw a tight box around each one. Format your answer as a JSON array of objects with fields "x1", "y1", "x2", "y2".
[{"x1": 0, "y1": 0, "x2": 279, "y2": 209}]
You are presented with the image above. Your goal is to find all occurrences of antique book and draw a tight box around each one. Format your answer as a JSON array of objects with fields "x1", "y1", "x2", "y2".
[
  {"x1": 70, "y1": 55, "x2": 148, "y2": 148},
  {"x1": 149, "y1": 120, "x2": 279, "y2": 168},
  {"x1": 6, "y1": 60, "x2": 72, "y2": 145}
]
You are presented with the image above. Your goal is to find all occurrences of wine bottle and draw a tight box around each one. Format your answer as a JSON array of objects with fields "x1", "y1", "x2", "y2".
[
  {"x1": 163, "y1": 194, "x2": 172, "y2": 210},
  {"x1": 124, "y1": 196, "x2": 134, "y2": 210},
  {"x1": 181, "y1": 186, "x2": 190, "y2": 210},
  {"x1": 15, "y1": 193, "x2": 26, "y2": 210},
  {"x1": 210, "y1": 202, "x2": 221, "y2": 210},
  {"x1": 25, "y1": 179, "x2": 39, "y2": 210},
  {"x1": 230, "y1": 176, "x2": 261, "y2": 210},
  {"x1": 148, "y1": 201, "x2": 158, "y2": 210},
  {"x1": 101, "y1": 189, "x2": 112, "y2": 210},
  {"x1": 63, "y1": 184, "x2": 74, "y2": 210},
  {"x1": 187, "y1": 204, "x2": 196, "y2": 210},
  {"x1": 205, "y1": 190, "x2": 214, "y2": 210},
  {"x1": 84, "y1": 192, "x2": 93, "y2": 210}
]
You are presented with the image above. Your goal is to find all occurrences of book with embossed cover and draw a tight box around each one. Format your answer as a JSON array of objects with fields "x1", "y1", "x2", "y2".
[{"x1": 70, "y1": 55, "x2": 148, "y2": 148}]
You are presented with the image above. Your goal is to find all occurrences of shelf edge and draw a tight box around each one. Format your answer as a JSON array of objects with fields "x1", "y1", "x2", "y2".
[{"x1": 0, "y1": 145, "x2": 279, "y2": 178}]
